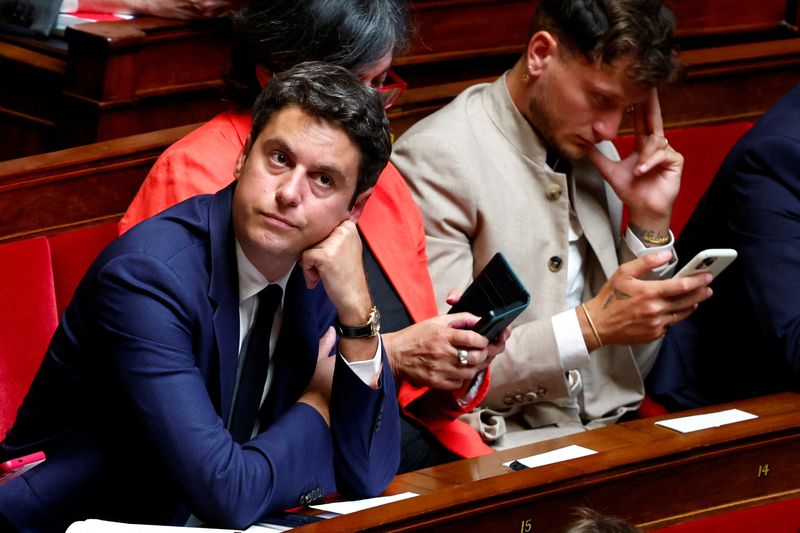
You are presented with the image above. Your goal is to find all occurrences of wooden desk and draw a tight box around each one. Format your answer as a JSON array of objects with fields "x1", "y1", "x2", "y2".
[
  {"x1": 299, "y1": 393, "x2": 800, "y2": 531},
  {"x1": 0, "y1": 17, "x2": 230, "y2": 160}
]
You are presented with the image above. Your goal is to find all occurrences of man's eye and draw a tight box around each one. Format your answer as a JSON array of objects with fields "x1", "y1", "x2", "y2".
[
  {"x1": 313, "y1": 174, "x2": 333, "y2": 187},
  {"x1": 595, "y1": 94, "x2": 613, "y2": 107},
  {"x1": 270, "y1": 152, "x2": 289, "y2": 165}
]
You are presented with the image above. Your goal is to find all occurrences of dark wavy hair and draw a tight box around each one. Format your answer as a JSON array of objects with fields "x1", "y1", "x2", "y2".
[
  {"x1": 530, "y1": 0, "x2": 678, "y2": 85},
  {"x1": 251, "y1": 61, "x2": 391, "y2": 201},
  {"x1": 225, "y1": 0, "x2": 410, "y2": 108}
]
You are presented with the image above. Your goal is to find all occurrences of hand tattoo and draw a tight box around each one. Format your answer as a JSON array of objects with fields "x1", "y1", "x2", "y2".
[{"x1": 604, "y1": 288, "x2": 631, "y2": 309}]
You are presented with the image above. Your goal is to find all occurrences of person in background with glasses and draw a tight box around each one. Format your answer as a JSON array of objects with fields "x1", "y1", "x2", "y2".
[{"x1": 119, "y1": 0, "x2": 508, "y2": 472}]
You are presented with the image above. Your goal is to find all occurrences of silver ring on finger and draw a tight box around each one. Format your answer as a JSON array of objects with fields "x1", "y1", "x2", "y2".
[{"x1": 457, "y1": 349, "x2": 469, "y2": 366}]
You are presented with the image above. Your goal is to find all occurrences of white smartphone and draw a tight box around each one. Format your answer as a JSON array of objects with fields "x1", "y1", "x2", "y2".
[{"x1": 674, "y1": 248, "x2": 737, "y2": 278}]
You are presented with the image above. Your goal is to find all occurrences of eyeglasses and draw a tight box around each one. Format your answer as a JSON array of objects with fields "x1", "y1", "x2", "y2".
[{"x1": 378, "y1": 69, "x2": 407, "y2": 110}]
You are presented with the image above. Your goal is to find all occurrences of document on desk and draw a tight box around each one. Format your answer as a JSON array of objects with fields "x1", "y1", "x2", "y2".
[
  {"x1": 65, "y1": 519, "x2": 266, "y2": 532},
  {"x1": 655, "y1": 408, "x2": 758, "y2": 433},
  {"x1": 502, "y1": 444, "x2": 597, "y2": 469},
  {"x1": 309, "y1": 491, "x2": 418, "y2": 515}
]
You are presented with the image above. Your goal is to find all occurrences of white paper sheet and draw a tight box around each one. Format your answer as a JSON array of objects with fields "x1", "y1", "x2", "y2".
[
  {"x1": 65, "y1": 520, "x2": 247, "y2": 532},
  {"x1": 655, "y1": 408, "x2": 758, "y2": 433},
  {"x1": 502, "y1": 444, "x2": 598, "y2": 469},
  {"x1": 309, "y1": 491, "x2": 418, "y2": 515}
]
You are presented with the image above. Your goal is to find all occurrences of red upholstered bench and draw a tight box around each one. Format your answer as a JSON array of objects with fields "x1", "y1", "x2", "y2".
[
  {"x1": 613, "y1": 121, "x2": 752, "y2": 238},
  {"x1": 0, "y1": 237, "x2": 58, "y2": 439},
  {"x1": 0, "y1": 223, "x2": 117, "y2": 438}
]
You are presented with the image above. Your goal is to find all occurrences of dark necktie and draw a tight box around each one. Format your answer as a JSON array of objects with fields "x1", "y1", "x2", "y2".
[{"x1": 230, "y1": 284, "x2": 282, "y2": 443}]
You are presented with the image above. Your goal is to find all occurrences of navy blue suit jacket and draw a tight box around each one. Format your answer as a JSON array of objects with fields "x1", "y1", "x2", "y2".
[
  {"x1": 649, "y1": 84, "x2": 800, "y2": 410},
  {"x1": 0, "y1": 184, "x2": 399, "y2": 531}
]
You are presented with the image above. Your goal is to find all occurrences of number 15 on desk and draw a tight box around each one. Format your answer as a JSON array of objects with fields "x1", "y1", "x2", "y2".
[{"x1": 521, "y1": 518, "x2": 533, "y2": 532}]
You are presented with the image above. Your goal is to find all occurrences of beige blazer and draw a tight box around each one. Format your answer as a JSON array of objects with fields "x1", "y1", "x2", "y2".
[{"x1": 393, "y1": 74, "x2": 665, "y2": 449}]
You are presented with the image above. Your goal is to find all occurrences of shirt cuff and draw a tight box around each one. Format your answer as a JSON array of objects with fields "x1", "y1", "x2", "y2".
[
  {"x1": 60, "y1": 0, "x2": 79, "y2": 13},
  {"x1": 340, "y1": 335, "x2": 383, "y2": 386},
  {"x1": 552, "y1": 309, "x2": 590, "y2": 370},
  {"x1": 624, "y1": 227, "x2": 677, "y2": 275}
]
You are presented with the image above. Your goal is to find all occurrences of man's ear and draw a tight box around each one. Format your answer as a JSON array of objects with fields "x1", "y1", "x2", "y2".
[
  {"x1": 527, "y1": 31, "x2": 558, "y2": 77},
  {"x1": 348, "y1": 187, "x2": 374, "y2": 223},
  {"x1": 234, "y1": 134, "x2": 254, "y2": 180}
]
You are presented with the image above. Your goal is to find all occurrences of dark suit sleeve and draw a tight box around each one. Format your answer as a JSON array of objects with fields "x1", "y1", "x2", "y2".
[
  {"x1": 329, "y1": 346, "x2": 400, "y2": 497},
  {"x1": 724, "y1": 133, "x2": 800, "y2": 375},
  {"x1": 91, "y1": 253, "x2": 337, "y2": 529},
  {"x1": 0, "y1": 0, "x2": 60, "y2": 35}
]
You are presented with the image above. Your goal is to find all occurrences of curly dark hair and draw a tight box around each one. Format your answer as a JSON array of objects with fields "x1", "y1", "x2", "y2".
[
  {"x1": 251, "y1": 61, "x2": 391, "y2": 202},
  {"x1": 530, "y1": 0, "x2": 678, "y2": 85},
  {"x1": 225, "y1": 0, "x2": 410, "y2": 109}
]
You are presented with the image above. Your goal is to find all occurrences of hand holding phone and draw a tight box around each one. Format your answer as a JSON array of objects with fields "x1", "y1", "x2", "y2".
[
  {"x1": 0, "y1": 451, "x2": 46, "y2": 485},
  {"x1": 674, "y1": 248, "x2": 737, "y2": 279}
]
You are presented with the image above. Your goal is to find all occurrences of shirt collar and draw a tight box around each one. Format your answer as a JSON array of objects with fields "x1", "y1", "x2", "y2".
[{"x1": 235, "y1": 240, "x2": 293, "y2": 306}]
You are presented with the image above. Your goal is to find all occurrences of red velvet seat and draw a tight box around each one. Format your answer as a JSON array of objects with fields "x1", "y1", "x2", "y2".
[
  {"x1": 652, "y1": 496, "x2": 800, "y2": 533},
  {"x1": 49, "y1": 222, "x2": 118, "y2": 316},
  {"x1": 613, "y1": 121, "x2": 752, "y2": 238},
  {"x1": 0, "y1": 237, "x2": 58, "y2": 439}
]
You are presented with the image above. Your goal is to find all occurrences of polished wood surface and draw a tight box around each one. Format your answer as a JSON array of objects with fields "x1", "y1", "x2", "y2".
[
  {"x1": 2, "y1": 1, "x2": 800, "y2": 160},
  {"x1": 297, "y1": 393, "x2": 800, "y2": 531},
  {"x1": 0, "y1": 17, "x2": 229, "y2": 160},
  {"x1": 0, "y1": 123, "x2": 198, "y2": 242}
]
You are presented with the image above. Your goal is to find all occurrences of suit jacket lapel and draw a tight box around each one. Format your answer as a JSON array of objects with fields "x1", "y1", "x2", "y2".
[
  {"x1": 207, "y1": 184, "x2": 241, "y2": 421},
  {"x1": 572, "y1": 157, "x2": 620, "y2": 279}
]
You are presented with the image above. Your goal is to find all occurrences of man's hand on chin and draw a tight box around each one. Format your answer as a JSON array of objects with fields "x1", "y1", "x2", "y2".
[{"x1": 299, "y1": 220, "x2": 377, "y2": 363}]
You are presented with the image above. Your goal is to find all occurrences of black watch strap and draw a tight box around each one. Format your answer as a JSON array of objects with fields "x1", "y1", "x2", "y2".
[{"x1": 335, "y1": 306, "x2": 380, "y2": 338}]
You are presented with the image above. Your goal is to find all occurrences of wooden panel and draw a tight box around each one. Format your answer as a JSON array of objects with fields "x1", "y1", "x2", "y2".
[
  {"x1": 293, "y1": 393, "x2": 800, "y2": 532},
  {"x1": 666, "y1": 0, "x2": 792, "y2": 38},
  {"x1": 401, "y1": 0, "x2": 535, "y2": 63},
  {"x1": 0, "y1": 17, "x2": 229, "y2": 160},
  {"x1": 1, "y1": 1, "x2": 799, "y2": 160},
  {"x1": 0, "y1": 123, "x2": 198, "y2": 242}
]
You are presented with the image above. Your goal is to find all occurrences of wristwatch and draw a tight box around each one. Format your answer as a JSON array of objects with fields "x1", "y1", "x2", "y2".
[{"x1": 336, "y1": 306, "x2": 381, "y2": 339}]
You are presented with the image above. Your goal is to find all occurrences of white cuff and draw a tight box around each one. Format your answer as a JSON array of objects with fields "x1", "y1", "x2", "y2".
[
  {"x1": 552, "y1": 309, "x2": 590, "y2": 370},
  {"x1": 341, "y1": 335, "x2": 383, "y2": 386},
  {"x1": 625, "y1": 227, "x2": 677, "y2": 275}
]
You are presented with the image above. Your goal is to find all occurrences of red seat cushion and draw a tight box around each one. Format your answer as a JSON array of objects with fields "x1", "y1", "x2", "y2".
[
  {"x1": 652, "y1": 496, "x2": 800, "y2": 533},
  {"x1": 613, "y1": 121, "x2": 752, "y2": 238},
  {"x1": 0, "y1": 237, "x2": 58, "y2": 439},
  {"x1": 49, "y1": 223, "x2": 118, "y2": 316}
]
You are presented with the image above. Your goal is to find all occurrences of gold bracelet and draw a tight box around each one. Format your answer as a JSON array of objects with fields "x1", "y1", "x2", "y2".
[
  {"x1": 581, "y1": 303, "x2": 604, "y2": 348},
  {"x1": 641, "y1": 233, "x2": 671, "y2": 246}
]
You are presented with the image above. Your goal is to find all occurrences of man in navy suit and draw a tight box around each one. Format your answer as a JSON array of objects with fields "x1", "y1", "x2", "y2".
[
  {"x1": 0, "y1": 61, "x2": 399, "y2": 531},
  {"x1": 648, "y1": 84, "x2": 800, "y2": 410}
]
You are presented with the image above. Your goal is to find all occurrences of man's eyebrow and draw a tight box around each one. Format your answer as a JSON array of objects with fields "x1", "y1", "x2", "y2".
[
  {"x1": 311, "y1": 163, "x2": 348, "y2": 183},
  {"x1": 259, "y1": 137, "x2": 295, "y2": 159}
]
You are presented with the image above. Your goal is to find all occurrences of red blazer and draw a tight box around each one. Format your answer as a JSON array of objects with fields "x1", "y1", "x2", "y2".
[{"x1": 121, "y1": 110, "x2": 493, "y2": 457}]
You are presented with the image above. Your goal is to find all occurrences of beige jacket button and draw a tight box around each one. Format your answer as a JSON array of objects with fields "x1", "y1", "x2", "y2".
[
  {"x1": 503, "y1": 395, "x2": 514, "y2": 405},
  {"x1": 548, "y1": 256, "x2": 563, "y2": 272},
  {"x1": 546, "y1": 183, "x2": 562, "y2": 200},
  {"x1": 524, "y1": 392, "x2": 537, "y2": 402}
]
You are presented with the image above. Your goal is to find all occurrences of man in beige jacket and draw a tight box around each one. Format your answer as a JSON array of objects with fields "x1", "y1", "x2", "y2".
[{"x1": 393, "y1": 0, "x2": 714, "y2": 449}]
